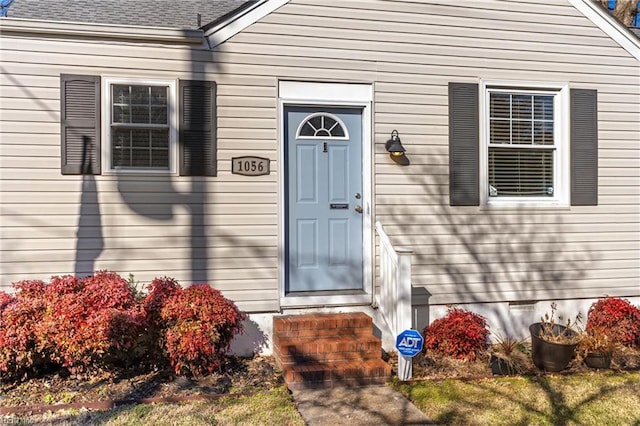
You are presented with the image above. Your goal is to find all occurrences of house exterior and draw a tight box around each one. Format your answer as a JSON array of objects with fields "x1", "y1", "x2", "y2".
[{"x1": 1, "y1": 0, "x2": 639, "y2": 351}]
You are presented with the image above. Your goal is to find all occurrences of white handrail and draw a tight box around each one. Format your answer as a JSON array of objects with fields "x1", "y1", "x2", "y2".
[{"x1": 375, "y1": 221, "x2": 414, "y2": 380}]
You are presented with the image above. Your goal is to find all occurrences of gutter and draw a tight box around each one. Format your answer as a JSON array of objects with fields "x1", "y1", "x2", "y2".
[{"x1": 0, "y1": 18, "x2": 204, "y2": 44}]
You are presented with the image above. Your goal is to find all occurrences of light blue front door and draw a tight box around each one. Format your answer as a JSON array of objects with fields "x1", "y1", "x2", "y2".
[{"x1": 285, "y1": 107, "x2": 363, "y2": 292}]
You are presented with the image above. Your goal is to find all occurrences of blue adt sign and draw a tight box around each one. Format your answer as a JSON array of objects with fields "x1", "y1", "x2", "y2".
[{"x1": 395, "y1": 329, "x2": 424, "y2": 357}]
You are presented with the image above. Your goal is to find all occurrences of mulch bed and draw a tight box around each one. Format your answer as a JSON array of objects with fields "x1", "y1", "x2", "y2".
[
  {"x1": 391, "y1": 345, "x2": 640, "y2": 382},
  {"x1": 1, "y1": 356, "x2": 284, "y2": 415}
]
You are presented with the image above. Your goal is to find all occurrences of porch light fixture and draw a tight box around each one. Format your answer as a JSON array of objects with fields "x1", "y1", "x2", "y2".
[{"x1": 385, "y1": 130, "x2": 406, "y2": 157}]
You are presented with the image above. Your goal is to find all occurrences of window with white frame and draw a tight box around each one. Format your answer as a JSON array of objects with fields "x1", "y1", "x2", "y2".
[
  {"x1": 483, "y1": 85, "x2": 567, "y2": 204},
  {"x1": 105, "y1": 79, "x2": 176, "y2": 172}
]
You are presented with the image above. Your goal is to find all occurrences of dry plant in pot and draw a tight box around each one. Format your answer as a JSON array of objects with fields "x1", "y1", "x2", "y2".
[
  {"x1": 578, "y1": 331, "x2": 617, "y2": 369},
  {"x1": 529, "y1": 303, "x2": 583, "y2": 372},
  {"x1": 488, "y1": 334, "x2": 530, "y2": 375}
]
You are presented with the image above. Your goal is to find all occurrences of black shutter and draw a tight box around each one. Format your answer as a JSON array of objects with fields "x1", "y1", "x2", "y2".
[
  {"x1": 449, "y1": 82, "x2": 479, "y2": 206},
  {"x1": 570, "y1": 89, "x2": 598, "y2": 206},
  {"x1": 60, "y1": 74, "x2": 101, "y2": 175},
  {"x1": 179, "y1": 80, "x2": 217, "y2": 176}
]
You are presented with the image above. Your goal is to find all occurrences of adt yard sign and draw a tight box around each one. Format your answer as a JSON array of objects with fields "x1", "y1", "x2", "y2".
[{"x1": 396, "y1": 329, "x2": 424, "y2": 357}]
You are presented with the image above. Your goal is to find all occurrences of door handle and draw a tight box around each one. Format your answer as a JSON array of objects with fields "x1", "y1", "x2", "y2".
[{"x1": 355, "y1": 205, "x2": 363, "y2": 213}]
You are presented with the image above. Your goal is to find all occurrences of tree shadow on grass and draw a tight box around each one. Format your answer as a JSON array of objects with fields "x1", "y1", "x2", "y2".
[
  {"x1": 423, "y1": 373, "x2": 640, "y2": 425},
  {"x1": 293, "y1": 385, "x2": 430, "y2": 426}
]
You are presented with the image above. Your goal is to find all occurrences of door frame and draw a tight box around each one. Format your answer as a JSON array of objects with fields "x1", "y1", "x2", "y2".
[{"x1": 278, "y1": 80, "x2": 373, "y2": 308}]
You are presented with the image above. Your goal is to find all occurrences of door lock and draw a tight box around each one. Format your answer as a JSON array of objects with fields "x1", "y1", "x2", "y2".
[
  {"x1": 354, "y1": 193, "x2": 361, "y2": 199},
  {"x1": 355, "y1": 205, "x2": 363, "y2": 213}
]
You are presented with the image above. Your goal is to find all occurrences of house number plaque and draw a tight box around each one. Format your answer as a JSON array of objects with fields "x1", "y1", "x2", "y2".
[{"x1": 232, "y1": 156, "x2": 270, "y2": 176}]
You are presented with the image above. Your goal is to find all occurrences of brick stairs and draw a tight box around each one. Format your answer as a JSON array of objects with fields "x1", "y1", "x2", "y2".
[{"x1": 273, "y1": 312, "x2": 391, "y2": 390}]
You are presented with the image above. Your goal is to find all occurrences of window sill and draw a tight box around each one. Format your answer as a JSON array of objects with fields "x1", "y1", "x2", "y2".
[
  {"x1": 102, "y1": 169, "x2": 178, "y2": 177},
  {"x1": 480, "y1": 201, "x2": 571, "y2": 211}
]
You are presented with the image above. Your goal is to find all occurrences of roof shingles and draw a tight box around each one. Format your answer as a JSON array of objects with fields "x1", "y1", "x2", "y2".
[{"x1": 6, "y1": 0, "x2": 251, "y2": 29}]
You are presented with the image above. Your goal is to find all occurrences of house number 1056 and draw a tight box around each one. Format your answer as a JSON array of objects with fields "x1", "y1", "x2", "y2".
[{"x1": 231, "y1": 156, "x2": 270, "y2": 176}]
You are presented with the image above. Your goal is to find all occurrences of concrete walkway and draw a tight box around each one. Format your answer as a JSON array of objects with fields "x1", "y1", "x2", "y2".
[{"x1": 291, "y1": 385, "x2": 433, "y2": 425}]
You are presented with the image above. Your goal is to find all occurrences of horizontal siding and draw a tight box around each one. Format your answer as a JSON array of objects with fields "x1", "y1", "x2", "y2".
[
  {"x1": 1, "y1": 236, "x2": 276, "y2": 251},
  {"x1": 0, "y1": 214, "x2": 277, "y2": 227},
  {"x1": 258, "y1": 10, "x2": 614, "y2": 47},
  {"x1": 374, "y1": 182, "x2": 640, "y2": 195},
  {"x1": 384, "y1": 241, "x2": 640, "y2": 256},
  {"x1": 410, "y1": 278, "x2": 640, "y2": 304},
  {"x1": 0, "y1": 191, "x2": 276, "y2": 204},
  {"x1": 254, "y1": 0, "x2": 638, "y2": 304},
  {"x1": 1, "y1": 0, "x2": 639, "y2": 311},
  {"x1": 0, "y1": 246, "x2": 278, "y2": 262},
  {"x1": 0, "y1": 179, "x2": 277, "y2": 193},
  {"x1": 1, "y1": 259, "x2": 278, "y2": 276},
  {"x1": 0, "y1": 35, "x2": 280, "y2": 312},
  {"x1": 412, "y1": 273, "x2": 640, "y2": 290},
  {"x1": 0, "y1": 225, "x2": 276, "y2": 239},
  {"x1": 0, "y1": 203, "x2": 277, "y2": 215},
  {"x1": 223, "y1": 32, "x2": 626, "y2": 61}
]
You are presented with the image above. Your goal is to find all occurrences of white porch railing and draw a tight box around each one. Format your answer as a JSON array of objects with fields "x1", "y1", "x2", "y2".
[{"x1": 374, "y1": 221, "x2": 414, "y2": 380}]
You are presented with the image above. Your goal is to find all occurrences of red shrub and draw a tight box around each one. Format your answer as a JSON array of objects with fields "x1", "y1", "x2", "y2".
[
  {"x1": 159, "y1": 284, "x2": 246, "y2": 376},
  {"x1": 36, "y1": 271, "x2": 146, "y2": 373},
  {"x1": 2, "y1": 273, "x2": 247, "y2": 380},
  {"x1": 0, "y1": 291, "x2": 15, "y2": 311},
  {"x1": 13, "y1": 280, "x2": 46, "y2": 300},
  {"x1": 0, "y1": 282, "x2": 47, "y2": 380},
  {"x1": 45, "y1": 275, "x2": 82, "y2": 299},
  {"x1": 138, "y1": 277, "x2": 183, "y2": 367},
  {"x1": 423, "y1": 308, "x2": 489, "y2": 361},
  {"x1": 143, "y1": 276, "x2": 182, "y2": 322},
  {"x1": 586, "y1": 297, "x2": 640, "y2": 348}
]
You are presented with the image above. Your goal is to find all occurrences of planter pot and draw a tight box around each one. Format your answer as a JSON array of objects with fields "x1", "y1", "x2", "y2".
[
  {"x1": 489, "y1": 355, "x2": 517, "y2": 375},
  {"x1": 529, "y1": 323, "x2": 578, "y2": 372},
  {"x1": 584, "y1": 352, "x2": 612, "y2": 369}
]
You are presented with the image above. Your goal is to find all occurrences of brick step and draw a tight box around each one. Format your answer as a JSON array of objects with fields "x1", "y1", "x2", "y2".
[
  {"x1": 282, "y1": 359, "x2": 392, "y2": 390},
  {"x1": 275, "y1": 335, "x2": 382, "y2": 365},
  {"x1": 273, "y1": 312, "x2": 391, "y2": 389},
  {"x1": 274, "y1": 326, "x2": 372, "y2": 342},
  {"x1": 273, "y1": 312, "x2": 373, "y2": 339}
]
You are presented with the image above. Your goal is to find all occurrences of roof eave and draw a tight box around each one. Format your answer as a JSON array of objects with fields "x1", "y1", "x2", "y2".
[
  {"x1": 0, "y1": 17, "x2": 204, "y2": 44},
  {"x1": 569, "y1": 0, "x2": 640, "y2": 60},
  {"x1": 204, "y1": 0, "x2": 289, "y2": 48}
]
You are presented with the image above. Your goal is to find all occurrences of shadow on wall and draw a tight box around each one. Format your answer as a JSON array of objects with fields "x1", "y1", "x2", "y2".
[
  {"x1": 108, "y1": 41, "x2": 217, "y2": 284},
  {"x1": 229, "y1": 318, "x2": 269, "y2": 357},
  {"x1": 115, "y1": 176, "x2": 209, "y2": 283},
  {"x1": 379, "y1": 170, "x2": 593, "y2": 336},
  {"x1": 74, "y1": 136, "x2": 103, "y2": 276}
]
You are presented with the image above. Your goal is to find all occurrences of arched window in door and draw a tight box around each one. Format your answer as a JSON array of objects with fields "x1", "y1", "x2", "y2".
[{"x1": 296, "y1": 112, "x2": 349, "y2": 140}]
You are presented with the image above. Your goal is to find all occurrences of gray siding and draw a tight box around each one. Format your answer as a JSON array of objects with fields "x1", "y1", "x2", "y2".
[
  {"x1": 1, "y1": 0, "x2": 639, "y2": 309},
  {"x1": 0, "y1": 34, "x2": 279, "y2": 312}
]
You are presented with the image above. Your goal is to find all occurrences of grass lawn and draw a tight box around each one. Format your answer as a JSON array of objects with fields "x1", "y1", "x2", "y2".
[
  {"x1": 392, "y1": 371, "x2": 640, "y2": 425},
  {"x1": 5, "y1": 356, "x2": 639, "y2": 425},
  {"x1": 6, "y1": 386, "x2": 305, "y2": 426}
]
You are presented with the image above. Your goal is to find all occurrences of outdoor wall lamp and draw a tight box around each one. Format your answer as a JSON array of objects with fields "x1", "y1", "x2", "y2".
[{"x1": 385, "y1": 130, "x2": 406, "y2": 157}]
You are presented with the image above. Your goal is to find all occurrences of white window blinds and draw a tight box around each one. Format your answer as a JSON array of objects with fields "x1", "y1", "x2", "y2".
[{"x1": 488, "y1": 91, "x2": 556, "y2": 197}]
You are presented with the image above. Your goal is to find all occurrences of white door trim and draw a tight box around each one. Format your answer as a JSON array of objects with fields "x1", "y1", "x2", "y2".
[{"x1": 278, "y1": 80, "x2": 373, "y2": 308}]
